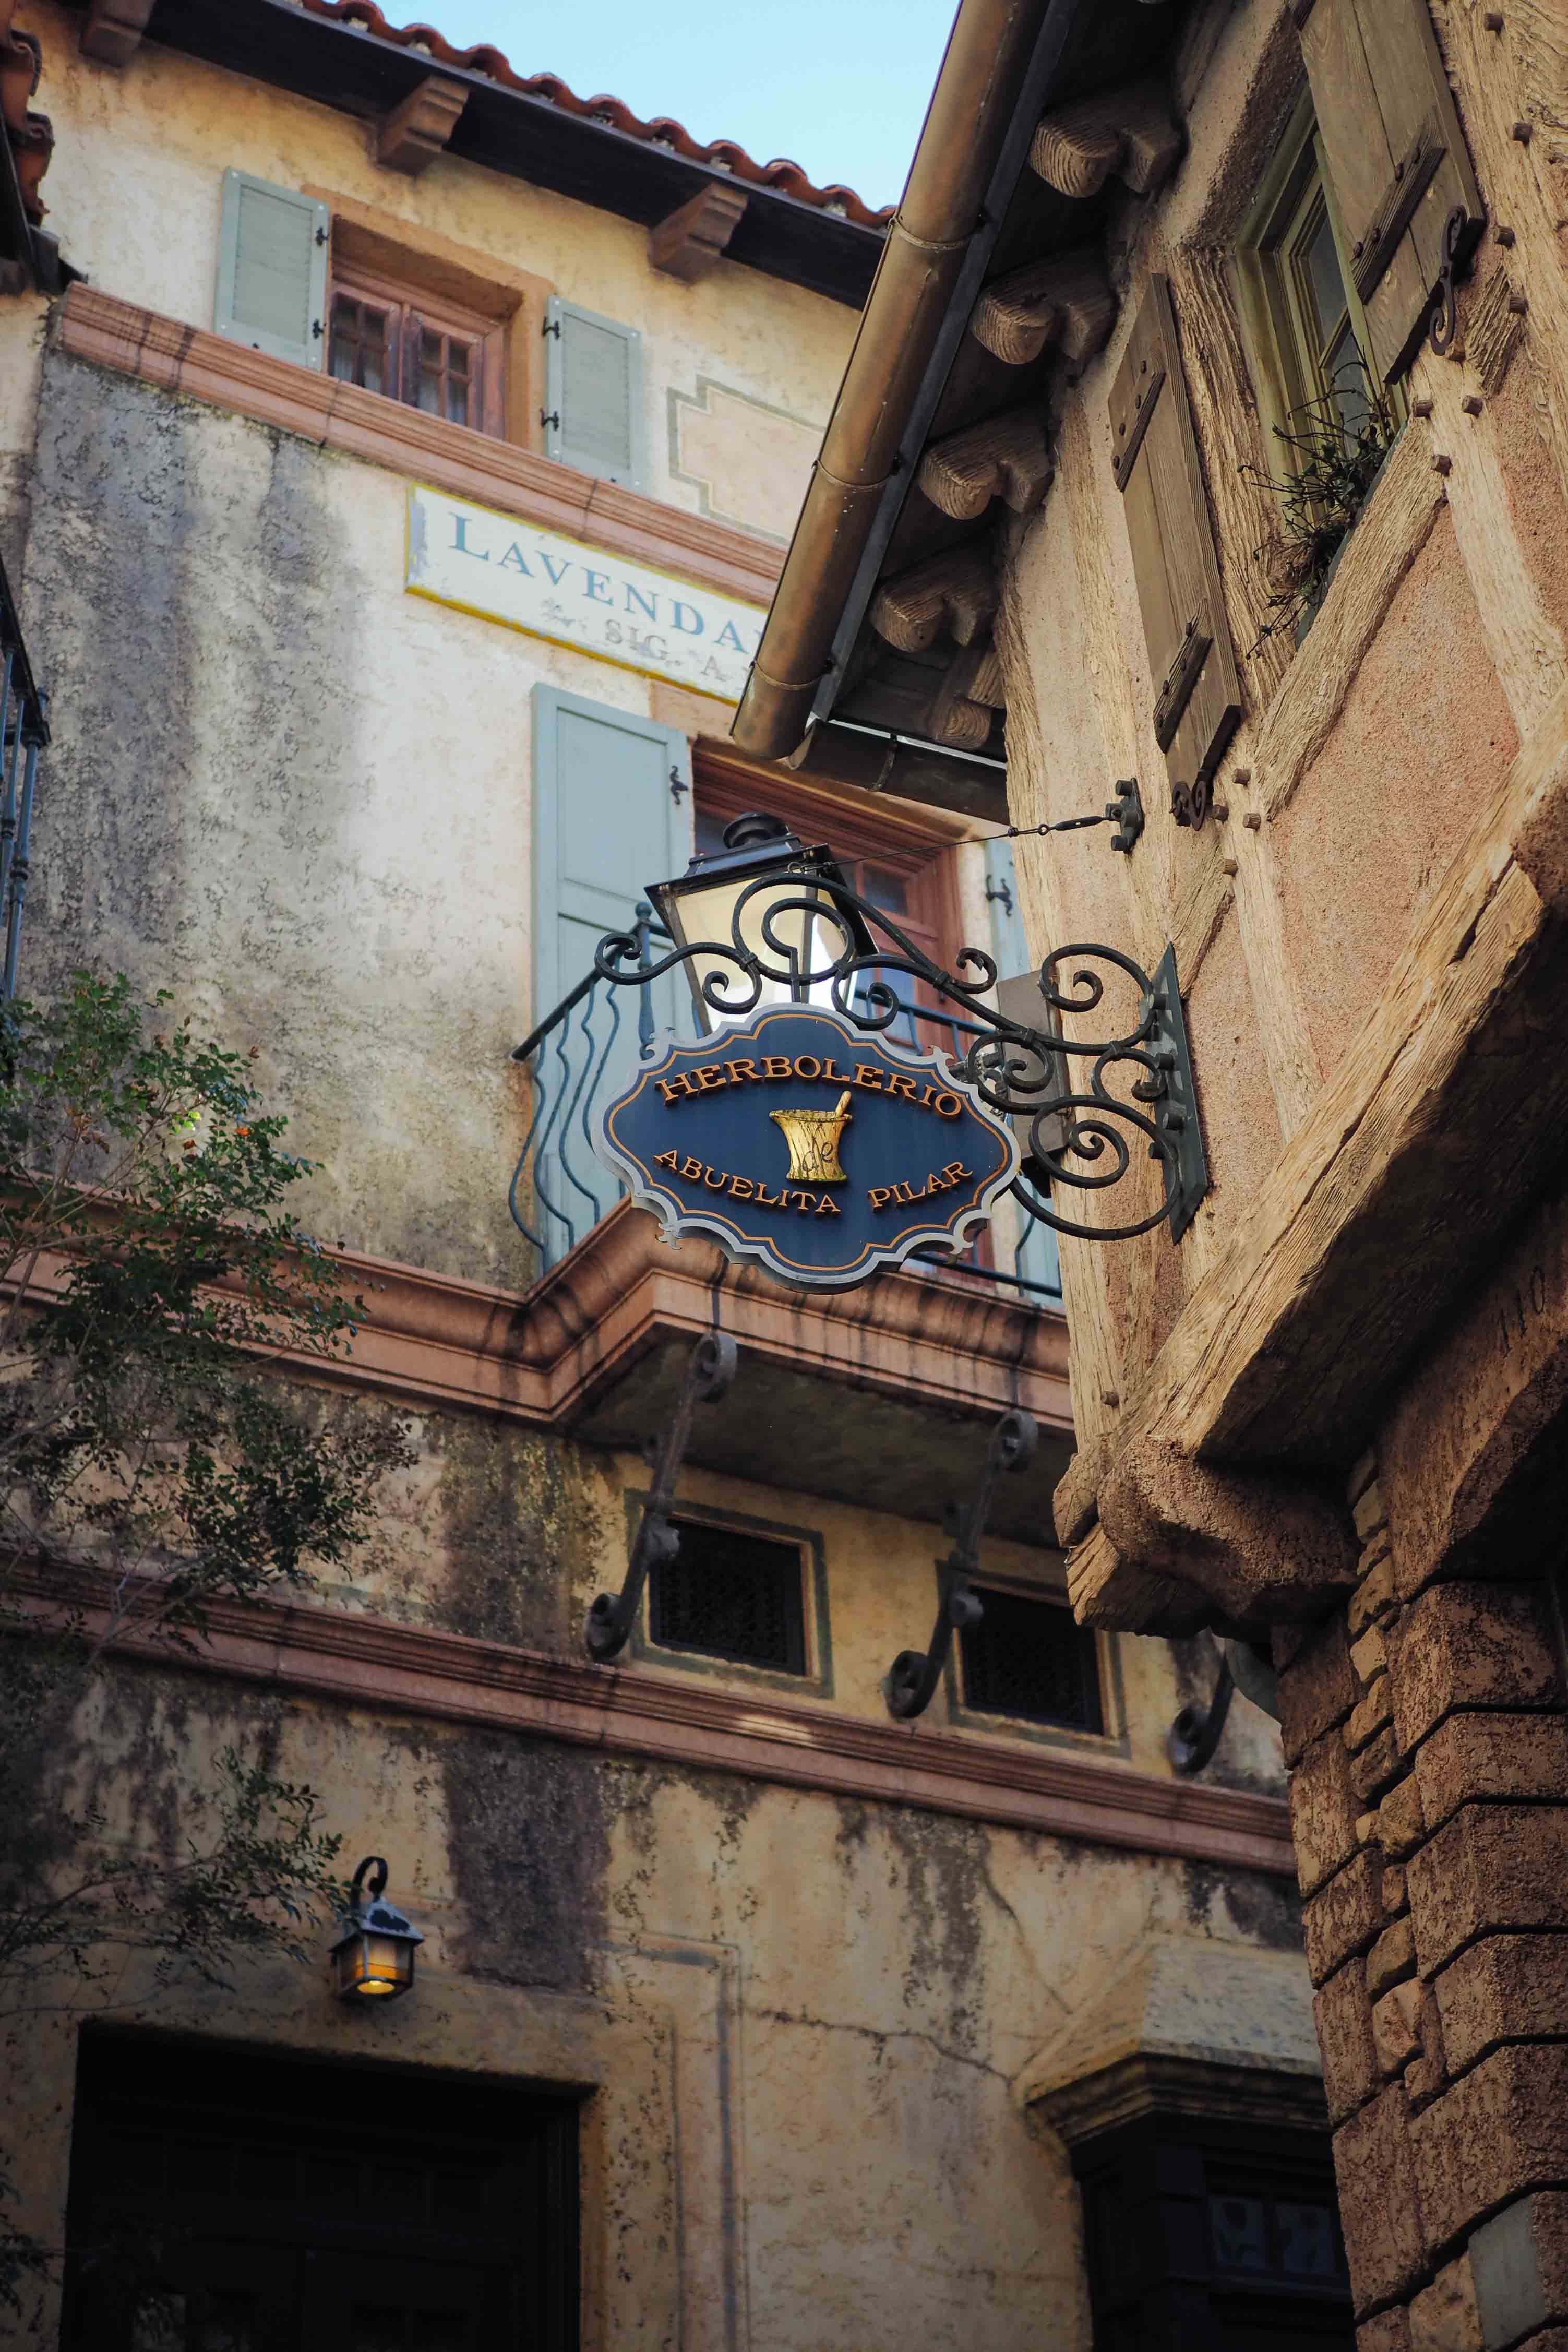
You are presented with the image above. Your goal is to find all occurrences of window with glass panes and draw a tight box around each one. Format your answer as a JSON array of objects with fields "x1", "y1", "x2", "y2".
[
  {"x1": 1243, "y1": 113, "x2": 1401, "y2": 453},
  {"x1": 327, "y1": 267, "x2": 503, "y2": 437},
  {"x1": 691, "y1": 763, "x2": 965, "y2": 1060}
]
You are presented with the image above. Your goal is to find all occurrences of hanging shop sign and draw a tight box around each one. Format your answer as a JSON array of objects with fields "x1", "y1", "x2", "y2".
[
  {"x1": 596, "y1": 1005, "x2": 1020, "y2": 1290},
  {"x1": 405, "y1": 484, "x2": 765, "y2": 702}
]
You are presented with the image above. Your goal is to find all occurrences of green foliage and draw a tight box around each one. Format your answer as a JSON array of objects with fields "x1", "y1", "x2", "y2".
[
  {"x1": 0, "y1": 972, "x2": 413, "y2": 2311},
  {"x1": 1241, "y1": 359, "x2": 1399, "y2": 655}
]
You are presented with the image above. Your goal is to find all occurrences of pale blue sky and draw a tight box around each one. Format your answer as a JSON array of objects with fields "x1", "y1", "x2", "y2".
[{"x1": 412, "y1": 0, "x2": 957, "y2": 212}]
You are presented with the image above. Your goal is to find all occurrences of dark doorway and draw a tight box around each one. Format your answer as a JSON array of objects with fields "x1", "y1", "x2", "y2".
[{"x1": 62, "y1": 2031, "x2": 579, "y2": 2351}]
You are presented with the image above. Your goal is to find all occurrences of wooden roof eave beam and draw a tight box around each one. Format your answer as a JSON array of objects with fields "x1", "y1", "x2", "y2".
[
  {"x1": 374, "y1": 75, "x2": 469, "y2": 175},
  {"x1": 1029, "y1": 79, "x2": 1184, "y2": 201},
  {"x1": 970, "y1": 247, "x2": 1117, "y2": 369},
  {"x1": 79, "y1": 0, "x2": 156, "y2": 66},
  {"x1": 731, "y1": 0, "x2": 1092, "y2": 765},
  {"x1": 918, "y1": 407, "x2": 1055, "y2": 521},
  {"x1": 650, "y1": 182, "x2": 748, "y2": 282}
]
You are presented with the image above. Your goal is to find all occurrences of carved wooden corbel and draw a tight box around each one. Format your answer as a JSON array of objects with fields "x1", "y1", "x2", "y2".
[
  {"x1": 650, "y1": 182, "x2": 748, "y2": 284},
  {"x1": 374, "y1": 75, "x2": 469, "y2": 175},
  {"x1": 1029, "y1": 82, "x2": 1184, "y2": 202},
  {"x1": 79, "y1": 0, "x2": 156, "y2": 65},
  {"x1": 926, "y1": 639, "x2": 1005, "y2": 750},
  {"x1": 868, "y1": 545, "x2": 997, "y2": 655},
  {"x1": 918, "y1": 408, "x2": 1055, "y2": 521},
  {"x1": 970, "y1": 249, "x2": 1118, "y2": 368}
]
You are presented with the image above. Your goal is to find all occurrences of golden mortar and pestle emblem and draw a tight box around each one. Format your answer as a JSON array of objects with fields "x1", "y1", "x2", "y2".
[{"x1": 770, "y1": 1090, "x2": 853, "y2": 1185}]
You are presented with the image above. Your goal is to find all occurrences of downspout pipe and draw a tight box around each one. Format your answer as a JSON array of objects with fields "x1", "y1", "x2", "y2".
[{"x1": 732, "y1": 0, "x2": 1080, "y2": 763}]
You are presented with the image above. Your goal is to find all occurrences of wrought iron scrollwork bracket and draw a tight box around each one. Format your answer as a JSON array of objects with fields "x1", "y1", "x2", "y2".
[
  {"x1": 885, "y1": 1408, "x2": 1038, "y2": 1721},
  {"x1": 584, "y1": 1331, "x2": 739, "y2": 1662},
  {"x1": 1168, "y1": 1649, "x2": 1236, "y2": 1773},
  {"x1": 594, "y1": 861, "x2": 1211, "y2": 1248},
  {"x1": 1429, "y1": 204, "x2": 1479, "y2": 358}
]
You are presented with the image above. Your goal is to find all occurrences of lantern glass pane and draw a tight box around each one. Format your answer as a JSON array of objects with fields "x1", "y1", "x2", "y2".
[
  {"x1": 332, "y1": 1928, "x2": 414, "y2": 2000},
  {"x1": 674, "y1": 871, "x2": 823, "y2": 1028}
]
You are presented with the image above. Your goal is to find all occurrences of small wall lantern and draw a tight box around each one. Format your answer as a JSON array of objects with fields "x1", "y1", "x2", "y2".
[{"x1": 329, "y1": 1855, "x2": 423, "y2": 2002}]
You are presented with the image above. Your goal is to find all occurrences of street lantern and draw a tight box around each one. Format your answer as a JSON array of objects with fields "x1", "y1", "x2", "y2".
[
  {"x1": 329, "y1": 1856, "x2": 423, "y2": 2003},
  {"x1": 647, "y1": 811, "x2": 872, "y2": 1033}
]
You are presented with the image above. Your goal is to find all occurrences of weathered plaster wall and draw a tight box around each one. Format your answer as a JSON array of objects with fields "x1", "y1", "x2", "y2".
[
  {"x1": 15, "y1": 0, "x2": 852, "y2": 543},
  {"x1": 997, "y1": 0, "x2": 1568, "y2": 1444},
  {"x1": 289, "y1": 1380, "x2": 1288, "y2": 1787},
  {"x1": 3, "y1": 1647, "x2": 1303, "y2": 2349},
  {"x1": 1271, "y1": 511, "x2": 1519, "y2": 1078}
]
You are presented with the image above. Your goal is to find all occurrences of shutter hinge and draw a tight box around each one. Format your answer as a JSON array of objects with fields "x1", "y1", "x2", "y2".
[
  {"x1": 1153, "y1": 616, "x2": 1212, "y2": 753},
  {"x1": 315, "y1": 224, "x2": 328, "y2": 246},
  {"x1": 669, "y1": 768, "x2": 688, "y2": 804},
  {"x1": 312, "y1": 319, "x2": 324, "y2": 340},
  {"x1": 1353, "y1": 112, "x2": 1447, "y2": 304},
  {"x1": 541, "y1": 410, "x2": 560, "y2": 431},
  {"x1": 542, "y1": 316, "x2": 561, "y2": 338}
]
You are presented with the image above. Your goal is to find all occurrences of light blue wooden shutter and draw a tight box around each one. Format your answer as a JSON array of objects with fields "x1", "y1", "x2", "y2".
[
  {"x1": 214, "y1": 169, "x2": 329, "y2": 370},
  {"x1": 986, "y1": 838, "x2": 1062, "y2": 1302},
  {"x1": 544, "y1": 295, "x2": 644, "y2": 489},
  {"x1": 530, "y1": 687, "x2": 692, "y2": 1260}
]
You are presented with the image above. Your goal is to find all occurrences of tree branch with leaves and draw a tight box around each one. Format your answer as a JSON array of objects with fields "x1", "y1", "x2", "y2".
[{"x1": 0, "y1": 971, "x2": 413, "y2": 2311}]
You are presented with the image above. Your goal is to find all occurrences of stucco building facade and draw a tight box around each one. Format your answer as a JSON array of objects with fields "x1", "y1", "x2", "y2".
[
  {"x1": 0, "y1": 2, "x2": 1340, "y2": 2348},
  {"x1": 737, "y1": 0, "x2": 1568, "y2": 2345}
]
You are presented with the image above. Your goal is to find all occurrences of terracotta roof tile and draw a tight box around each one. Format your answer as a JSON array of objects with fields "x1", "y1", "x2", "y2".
[{"x1": 295, "y1": 0, "x2": 895, "y2": 230}]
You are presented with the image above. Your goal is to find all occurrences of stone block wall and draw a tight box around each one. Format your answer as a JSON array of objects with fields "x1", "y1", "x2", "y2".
[{"x1": 1277, "y1": 1454, "x2": 1568, "y2": 2351}]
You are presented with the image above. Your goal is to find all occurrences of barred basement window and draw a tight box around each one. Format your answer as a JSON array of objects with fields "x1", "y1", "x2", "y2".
[
  {"x1": 960, "y1": 1585, "x2": 1103, "y2": 1732},
  {"x1": 650, "y1": 1518, "x2": 808, "y2": 1675}
]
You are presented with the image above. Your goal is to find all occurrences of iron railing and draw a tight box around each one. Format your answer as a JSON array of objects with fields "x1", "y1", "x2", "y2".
[
  {"x1": 509, "y1": 906, "x2": 1062, "y2": 1305},
  {"x1": 0, "y1": 549, "x2": 47, "y2": 999}
]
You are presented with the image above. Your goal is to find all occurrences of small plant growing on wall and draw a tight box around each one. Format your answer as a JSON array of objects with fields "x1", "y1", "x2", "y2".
[
  {"x1": 0, "y1": 972, "x2": 413, "y2": 2311},
  {"x1": 1240, "y1": 356, "x2": 1400, "y2": 655}
]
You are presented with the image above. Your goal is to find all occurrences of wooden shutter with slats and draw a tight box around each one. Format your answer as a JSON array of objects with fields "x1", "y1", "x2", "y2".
[
  {"x1": 544, "y1": 295, "x2": 644, "y2": 489},
  {"x1": 214, "y1": 170, "x2": 329, "y2": 371},
  {"x1": 1109, "y1": 275, "x2": 1240, "y2": 829},
  {"x1": 531, "y1": 686, "x2": 692, "y2": 1259},
  {"x1": 1295, "y1": 0, "x2": 1483, "y2": 386}
]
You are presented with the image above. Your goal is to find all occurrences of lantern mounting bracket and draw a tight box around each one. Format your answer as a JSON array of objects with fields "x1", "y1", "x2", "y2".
[
  {"x1": 585, "y1": 1330, "x2": 739, "y2": 1662},
  {"x1": 885, "y1": 1408, "x2": 1038, "y2": 1721}
]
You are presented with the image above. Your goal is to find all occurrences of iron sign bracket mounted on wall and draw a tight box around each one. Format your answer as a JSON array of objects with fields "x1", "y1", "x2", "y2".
[
  {"x1": 885, "y1": 1407, "x2": 1038, "y2": 1721},
  {"x1": 593, "y1": 866, "x2": 1211, "y2": 1248},
  {"x1": 584, "y1": 1330, "x2": 739, "y2": 1663}
]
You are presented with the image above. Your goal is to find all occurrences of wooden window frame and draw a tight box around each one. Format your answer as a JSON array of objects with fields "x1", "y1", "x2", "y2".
[
  {"x1": 328, "y1": 258, "x2": 505, "y2": 438},
  {"x1": 1236, "y1": 97, "x2": 1404, "y2": 480},
  {"x1": 307, "y1": 189, "x2": 555, "y2": 453}
]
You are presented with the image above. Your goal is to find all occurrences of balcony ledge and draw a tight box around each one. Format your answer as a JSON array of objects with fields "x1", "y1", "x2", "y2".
[{"x1": 334, "y1": 1200, "x2": 1073, "y2": 1541}]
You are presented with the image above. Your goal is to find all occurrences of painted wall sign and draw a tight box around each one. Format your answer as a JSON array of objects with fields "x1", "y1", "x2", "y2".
[
  {"x1": 596, "y1": 1006, "x2": 1020, "y2": 1290},
  {"x1": 405, "y1": 483, "x2": 765, "y2": 702}
]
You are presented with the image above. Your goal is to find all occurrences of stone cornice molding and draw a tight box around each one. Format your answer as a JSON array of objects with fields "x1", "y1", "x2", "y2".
[
  {"x1": 262, "y1": 1199, "x2": 1075, "y2": 1438},
  {"x1": 54, "y1": 284, "x2": 784, "y2": 608},
  {"x1": 15, "y1": 1564, "x2": 1295, "y2": 1876},
  {"x1": 1023, "y1": 2051, "x2": 1328, "y2": 2145}
]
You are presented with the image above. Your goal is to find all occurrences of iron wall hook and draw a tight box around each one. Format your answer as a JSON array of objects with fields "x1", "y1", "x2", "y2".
[
  {"x1": 886, "y1": 1407, "x2": 1038, "y2": 1720},
  {"x1": 585, "y1": 1330, "x2": 738, "y2": 1662}
]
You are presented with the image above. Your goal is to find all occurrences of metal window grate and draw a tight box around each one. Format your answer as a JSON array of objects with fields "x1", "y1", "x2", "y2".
[
  {"x1": 960, "y1": 1584, "x2": 1103, "y2": 1730},
  {"x1": 650, "y1": 1519, "x2": 808, "y2": 1675}
]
